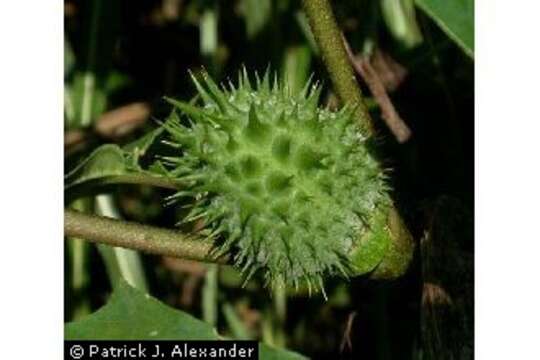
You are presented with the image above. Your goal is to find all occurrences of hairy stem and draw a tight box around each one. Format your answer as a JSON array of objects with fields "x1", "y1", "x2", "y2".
[
  {"x1": 66, "y1": 173, "x2": 183, "y2": 201},
  {"x1": 301, "y1": 0, "x2": 373, "y2": 135},
  {"x1": 65, "y1": 209, "x2": 228, "y2": 264},
  {"x1": 99, "y1": 173, "x2": 182, "y2": 190},
  {"x1": 301, "y1": 0, "x2": 414, "y2": 279}
]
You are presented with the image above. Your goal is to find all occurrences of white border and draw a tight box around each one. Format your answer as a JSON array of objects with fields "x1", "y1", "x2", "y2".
[
  {"x1": 1, "y1": 0, "x2": 540, "y2": 358},
  {"x1": 476, "y1": 0, "x2": 540, "y2": 358},
  {"x1": 0, "y1": 1, "x2": 63, "y2": 358}
]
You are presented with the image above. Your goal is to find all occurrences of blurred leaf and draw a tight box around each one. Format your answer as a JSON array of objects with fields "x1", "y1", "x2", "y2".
[
  {"x1": 64, "y1": 36, "x2": 75, "y2": 78},
  {"x1": 65, "y1": 281, "x2": 307, "y2": 359},
  {"x1": 65, "y1": 0, "x2": 122, "y2": 129},
  {"x1": 223, "y1": 303, "x2": 253, "y2": 340},
  {"x1": 243, "y1": 0, "x2": 272, "y2": 39},
  {"x1": 202, "y1": 264, "x2": 219, "y2": 326},
  {"x1": 281, "y1": 45, "x2": 312, "y2": 94},
  {"x1": 66, "y1": 198, "x2": 93, "y2": 321},
  {"x1": 200, "y1": 2, "x2": 218, "y2": 56},
  {"x1": 415, "y1": 0, "x2": 474, "y2": 58},
  {"x1": 68, "y1": 71, "x2": 132, "y2": 130},
  {"x1": 259, "y1": 343, "x2": 306, "y2": 360},
  {"x1": 381, "y1": 0, "x2": 424, "y2": 48},
  {"x1": 65, "y1": 144, "x2": 128, "y2": 190},
  {"x1": 295, "y1": 12, "x2": 319, "y2": 55},
  {"x1": 104, "y1": 70, "x2": 133, "y2": 95},
  {"x1": 69, "y1": 71, "x2": 108, "y2": 128},
  {"x1": 64, "y1": 36, "x2": 76, "y2": 123}
]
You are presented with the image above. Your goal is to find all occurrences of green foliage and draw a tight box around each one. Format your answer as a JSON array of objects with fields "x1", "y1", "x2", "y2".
[
  {"x1": 65, "y1": 145, "x2": 128, "y2": 190},
  {"x1": 66, "y1": 280, "x2": 306, "y2": 360},
  {"x1": 154, "y1": 69, "x2": 391, "y2": 293},
  {"x1": 65, "y1": 128, "x2": 166, "y2": 192},
  {"x1": 64, "y1": 0, "x2": 124, "y2": 128},
  {"x1": 381, "y1": 0, "x2": 424, "y2": 48},
  {"x1": 415, "y1": 0, "x2": 474, "y2": 57},
  {"x1": 242, "y1": 0, "x2": 272, "y2": 39}
]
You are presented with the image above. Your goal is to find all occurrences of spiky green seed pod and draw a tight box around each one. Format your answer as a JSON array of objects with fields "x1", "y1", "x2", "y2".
[{"x1": 156, "y1": 69, "x2": 392, "y2": 294}]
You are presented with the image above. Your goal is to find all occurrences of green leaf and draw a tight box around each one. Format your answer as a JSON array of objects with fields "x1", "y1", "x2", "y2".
[
  {"x1": 65, "y1": 144, "x2": 128, "y2": 190},
  {"x1": 65, "y1": 130, "x2": 178, "y2": 199},
  {"x1": 415, "y1": 0, "x2": 474, "y2": 58},
  {"x1": 65, "y1": 281, "x2": 307, "y2": 360}
]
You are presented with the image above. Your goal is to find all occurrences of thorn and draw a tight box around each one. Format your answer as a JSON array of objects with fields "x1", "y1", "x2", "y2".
[
  {"x1": 164, "y1": 97, "x2": 205, "y2": 123},
  {"x1": 206, "y1": 224, "x2": 225, "y2": 240},
  {"x1": 227, "y1": 79, "x2": 236, "y2": 93},
  {"x1": 307, "y1": 84, "x2": 322, "y2": 110},
  {"x1": 188, "y1": 70, "x2": 214, "y2": 105},
  {"x1": 242, "y1": 265, "x2": 258, "y2": 287},
  {"x1": 272, "y1": 72, "x2": 279, "y2": 92},
  {"x1": 291, "y1": 103, "x2": 299, "y2": 120},
  {"x1": 241, "y1": 66, "x2": 252, "y2": 90},
  {"x1": 254, "y1": 70, "x2": 261, "y2": 88},
  {"x1": 161, "y1": 140, "x2": 181, "y2": 149},
  {"x1": 275, "y1": 111, "x2": 286, "y2": 127},
  {"x1": 245, "y1": 104, "x2": 268, "y2": 141},
  {"x1": 300, "y1": 74, "x2": 314, "y2": 98},
  {"x1": 201, "y1": 72, "x2": 233, "y2": 114},
  {"x1": 318, "y1": 277, "x2": 328, "y2": 301},
  {"x1": 262, "y1": 65, "x2": 271, "y2": 92},
  {"x1": 183, "y1": 210, "x2": 209, "y2": 224}
]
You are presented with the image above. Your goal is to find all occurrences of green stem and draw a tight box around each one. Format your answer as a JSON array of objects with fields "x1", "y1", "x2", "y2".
[
  {"x1": 94, "y1": 194, "x2": 149, "y2": 292},
  {"x1": 272, "y1": 282, "x2": 287, "y2": 347},
  {"x1": 80, "y1": 0, "x2": 102, "y2": 127},
  {"x1": 99, "y1": 174, "x2": 182, "y2": 190},
  {"x1": 65, "y1": 209, "x2": 228, "y2": 264},
  {"x1": 301, "y1": 0, "x2": 373, "y2": 135},
  {"x1": 67, "y1": 198, "x2": 92, "y2": 321},
  {"x1": 66, "y1": 173, "x2": 183, "y2": 201},
  {"x1": 301, "y1": 0, "x2": 414, "y2": 279},
  {"x1": 202, "y1": 264, "x2": 219, "y2": 326}
]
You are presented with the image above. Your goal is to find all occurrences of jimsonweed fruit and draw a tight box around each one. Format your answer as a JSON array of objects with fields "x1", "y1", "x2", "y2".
[{"x1": 154, "y1": 69, "x2": 392, "y2": 294}]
